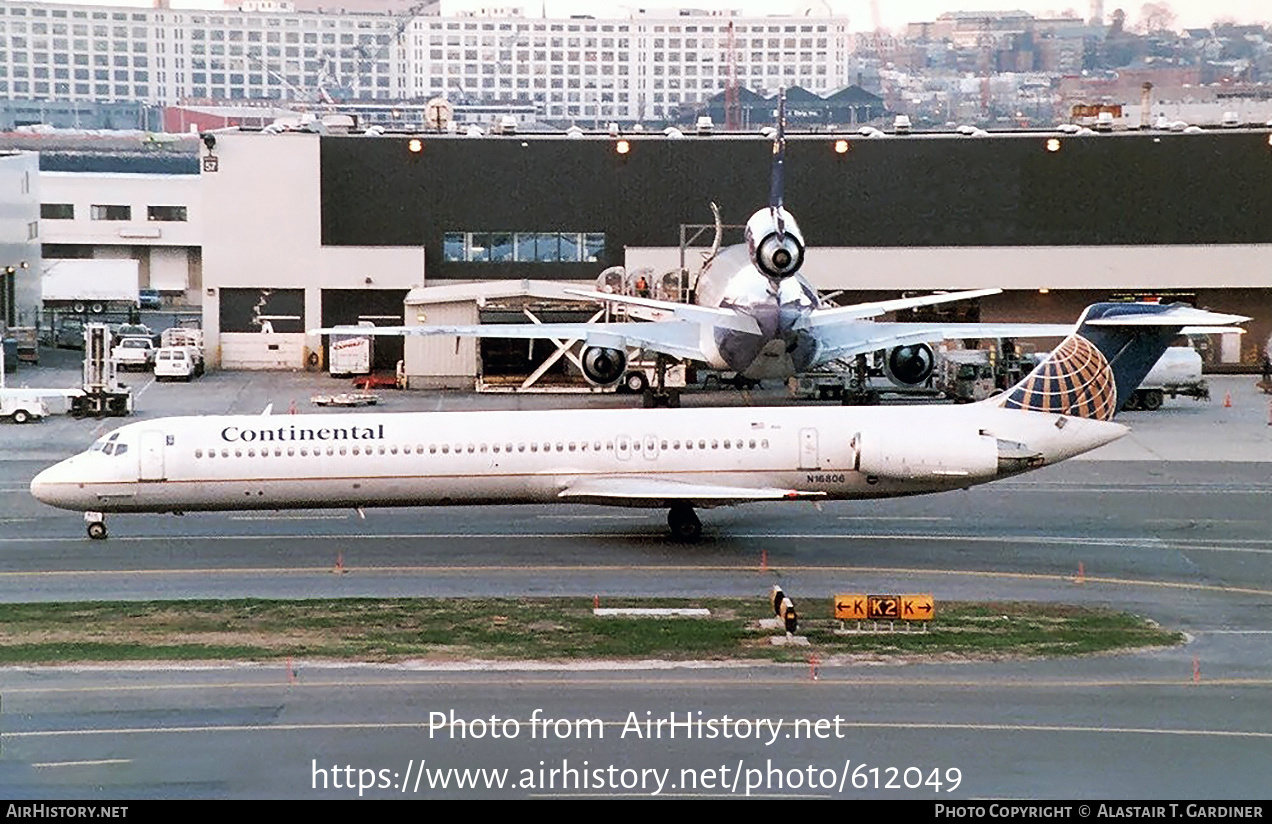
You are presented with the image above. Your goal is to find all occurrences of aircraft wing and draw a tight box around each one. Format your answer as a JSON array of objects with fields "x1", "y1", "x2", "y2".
[
  {"x1": 559, "y1": 476, "x2": 825, "y2": 508},
  {"x1": 810, "y1": 288, "x2": 1003, "y2": 322},
  {"x1": 812, "y1": 321, "x2": 1076, "y2": 363},
  {"x1": 562, "y1": 288, "x2": 759, "y2": 331},
  {"x1": 310, "y1": 320, "x2": 725, "y2": 364}
]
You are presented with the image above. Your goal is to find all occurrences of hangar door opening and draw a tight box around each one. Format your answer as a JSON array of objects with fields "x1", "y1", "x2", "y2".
[{"x1": 320, "y1": 289, "x2": 408, "y2": 372}]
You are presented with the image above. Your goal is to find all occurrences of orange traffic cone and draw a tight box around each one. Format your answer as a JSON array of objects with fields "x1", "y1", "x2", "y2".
[{"x1": 1223, "y1": 391, "x2": 1232, "y2": 408}]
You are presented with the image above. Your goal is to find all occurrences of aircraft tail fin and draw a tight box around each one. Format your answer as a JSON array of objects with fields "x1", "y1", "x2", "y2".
[
  {"x1": 998, "y1": 302, "x2": 1248, "y2": 420},
  {"x1": 769, "y1": 89, "x2": 786, "y2": 235}
]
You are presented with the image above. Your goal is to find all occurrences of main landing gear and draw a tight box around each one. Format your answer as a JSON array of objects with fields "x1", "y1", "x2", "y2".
[
  {"x1": 642, "y1": 353, "x2": 681, "y2": 409},
  {"x1": 643, "y1": 387, "x2": 681, "y2": 408},
  {"x1": 85, "y1": 511, "x2": 107, "y2": 540},
  {"x1": 667, "y1": 502, "x2": 702, "y2": 543}
]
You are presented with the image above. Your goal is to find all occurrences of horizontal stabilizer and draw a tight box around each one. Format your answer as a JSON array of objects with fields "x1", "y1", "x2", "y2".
[
  {"x1": 1084, "y1": 306, "x2": 1250, "y2": 327},
  {"x1": 999, "y1": 302, "x2": 1249, "y2": 421},
  {"x1": 560, "y1": 476, "x2": 825, "y2": 508}
]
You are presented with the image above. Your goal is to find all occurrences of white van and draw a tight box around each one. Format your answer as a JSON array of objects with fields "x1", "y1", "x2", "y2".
[{"x1": 154, "y1": 346, "x2": 204, "y2": 381}]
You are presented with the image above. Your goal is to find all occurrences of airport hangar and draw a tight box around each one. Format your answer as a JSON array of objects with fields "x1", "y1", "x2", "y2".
[{"x1": 171, "y1": 126, "x2": 1272, "y2": 381}]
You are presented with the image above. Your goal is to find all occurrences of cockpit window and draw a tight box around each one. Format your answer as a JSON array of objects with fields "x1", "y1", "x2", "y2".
[{"x1": 93, "y1": 432, "x2": 128, "y2": 456}]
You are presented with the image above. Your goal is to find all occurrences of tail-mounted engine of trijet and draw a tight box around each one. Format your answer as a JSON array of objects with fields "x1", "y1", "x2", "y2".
[{"x1": 745, "y1": 207, "x2": 805, "y2": 280}]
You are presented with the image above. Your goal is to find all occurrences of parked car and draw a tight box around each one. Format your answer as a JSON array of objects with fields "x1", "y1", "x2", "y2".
[
  {"x1": 138, "y1": 288, "x2": 162, "y2": 310},
  {"x1": 112, "y1": 336, "x2": 156, "y2": 370},
  {"x1": 153, "y1": 345, "x2": 204, "y2": 381},
  {"x1": 55, "y1": 319, "x2": 85, "y2": 350},
  {"x1": 114, "y1": 323, "x2": 159, "y2": 347}
]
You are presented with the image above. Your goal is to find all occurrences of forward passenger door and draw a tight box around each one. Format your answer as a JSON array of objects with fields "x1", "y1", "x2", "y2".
[{"x1": 139, "y1": 430, "x2": 167, "y2": 481}]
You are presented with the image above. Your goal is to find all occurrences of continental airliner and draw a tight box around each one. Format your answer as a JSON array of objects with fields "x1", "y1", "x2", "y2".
[{"x1": 31, "y1": 302, "x2": 1244, "y2": 542}]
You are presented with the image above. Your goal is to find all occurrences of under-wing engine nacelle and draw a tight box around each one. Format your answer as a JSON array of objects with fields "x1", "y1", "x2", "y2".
[
  {"x1": 882, "y1": 343, "x2": 935, "y2": 388},
  {"x1": 745, "y1": 207, "x2": 805, "y2": 280},
  {"x1": 581, "y1": 346, "x2": 628, "y2": 386}
]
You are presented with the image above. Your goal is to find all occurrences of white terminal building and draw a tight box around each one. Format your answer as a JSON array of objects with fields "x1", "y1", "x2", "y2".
[{"x1": 0, "y1": 0, "x2": 853, "y2": 123}]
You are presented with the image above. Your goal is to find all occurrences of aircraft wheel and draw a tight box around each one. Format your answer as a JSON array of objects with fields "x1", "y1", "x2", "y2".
[
  {"x1": 667, "y1": 503, "x2": 702, "y2": 543},
  {"x1": 87, "y1": 521, "x2": 107, "y2": 540},
  {"x1": 1122, "y1": 392, "x2": 1142, "y2": 412},
  {"x1": 1141, "y1": 389, "x2": 1164, "y2": 411}
]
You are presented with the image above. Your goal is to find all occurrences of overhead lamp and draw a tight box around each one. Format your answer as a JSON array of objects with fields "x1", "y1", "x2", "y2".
[
  {"x1": 615, "y1": 139, "x2": 630, "y2": 155},
  {"x1": 407, "y1": 138, "x2": 423, "y2": 153},
  {"x1": 1045, "y1": 138, "x2": 1061, "y2": 152},
  {"x1": 833, "y1": 139, "x2": 850, "y2": 154}
]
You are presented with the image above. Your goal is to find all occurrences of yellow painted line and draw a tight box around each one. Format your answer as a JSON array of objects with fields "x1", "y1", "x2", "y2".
[
  {"x1": 5, "y1": 531, "x2": 1271, "y2": 553},
  {"x1": 0, "y1": 563, "x2": 1267, "y2": 598}
]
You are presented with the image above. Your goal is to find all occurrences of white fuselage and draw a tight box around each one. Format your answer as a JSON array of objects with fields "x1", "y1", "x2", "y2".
[{"x1": 30, "y1": 403, "x2": 1125, "y2": 516}]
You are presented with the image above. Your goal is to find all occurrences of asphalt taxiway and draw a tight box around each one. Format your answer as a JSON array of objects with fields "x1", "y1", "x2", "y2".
[{"x1": 0, "y1": 357, "x2": 1269, "y2": 798}]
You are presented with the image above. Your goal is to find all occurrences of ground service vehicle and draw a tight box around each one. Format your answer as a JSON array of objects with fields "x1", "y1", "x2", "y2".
[
  {"x1": 1, "y1": 394, "x2": 47, "y2": 424},
  {"x1": 935, "y1": 350, "x2": 998, "y2": 403},
  {"x1": 111, "y1": 337, "x2": 156, "y2": 371},
  {"x1": 153, "y1": 346, "x2": 203, "y2": 381},
  {"x1": 1123, "y1": 346, "x2": 1208, "y2": 410}
]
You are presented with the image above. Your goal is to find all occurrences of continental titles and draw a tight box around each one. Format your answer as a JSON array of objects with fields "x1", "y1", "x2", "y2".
[{"x1": 220, "y1": 424, "x2": 385, "y2": 443}]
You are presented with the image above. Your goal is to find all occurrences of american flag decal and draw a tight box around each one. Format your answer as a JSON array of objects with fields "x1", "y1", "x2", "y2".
[{"x1": 999, "y1": 335, "x2": 1118, "y2": 421}]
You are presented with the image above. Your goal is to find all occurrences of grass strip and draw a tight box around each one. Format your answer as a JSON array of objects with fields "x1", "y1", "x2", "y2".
[{"x1": 0, "y1": 598, "x2": 1182, "y2": 664}]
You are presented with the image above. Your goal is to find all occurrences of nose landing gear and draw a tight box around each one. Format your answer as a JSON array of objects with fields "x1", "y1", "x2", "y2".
[{"x1": 85, "y1": 512, "x2": 107, "y2": 540}]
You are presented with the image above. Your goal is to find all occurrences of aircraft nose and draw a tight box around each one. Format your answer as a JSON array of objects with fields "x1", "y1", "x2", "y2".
[{"x1": 30, "y1": 459, "x2": 79, "y2": 509}]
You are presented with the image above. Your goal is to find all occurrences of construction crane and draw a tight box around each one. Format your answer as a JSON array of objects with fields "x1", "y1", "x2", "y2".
[
  {"x1": 724, "y1": 21, "x2": 740, "y2": 131},
  {"x1": 244, "y1": 51, "x2": 332, "y2": 106}
]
